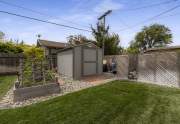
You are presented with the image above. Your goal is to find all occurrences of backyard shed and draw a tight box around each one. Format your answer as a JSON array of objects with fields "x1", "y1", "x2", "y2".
[{"x1": 57, "y1": 43, "x2": 103, "y2": 80}]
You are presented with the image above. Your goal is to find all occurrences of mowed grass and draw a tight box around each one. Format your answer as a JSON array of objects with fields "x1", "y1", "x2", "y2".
[
  {"x1": 1, "y1": 80, "x2": 180, "y2": 124},
  {"x1": 0, "y1": 75, "x2": 17, "y2": 99}
]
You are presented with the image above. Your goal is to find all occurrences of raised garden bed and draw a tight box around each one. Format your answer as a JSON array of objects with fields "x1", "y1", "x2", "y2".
[{"x1": 13, "y1": 83, "x2": 60, "y2": 102}]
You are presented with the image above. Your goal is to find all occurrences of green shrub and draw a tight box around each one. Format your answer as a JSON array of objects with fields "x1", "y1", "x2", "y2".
[{"x1": 0, "y1": 41, "x2": 23, "y2": 53}]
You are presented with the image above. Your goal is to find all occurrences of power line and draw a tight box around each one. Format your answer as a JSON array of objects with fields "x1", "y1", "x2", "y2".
[
  {"x1": 117, "y1": 4, "x2": 180, "y2": 32},
  {"x1": 160, "y1": 12, "x2": 180, "y2": 18},
  {"x1": 0, "y1": 0, "x2": 90, "y2": 28},
  {"x1": 0, "y1": 10, "x2": 92, "y2": 32},
  {"x1": 123, "y1": 0, "x2": 178, "y2": 11},
  {"x1": 118, "y1": 18, "x2": 131, "y2": 28},
  {"x1": 140, "y1": 4, "x2": 180, "y2": 23}
]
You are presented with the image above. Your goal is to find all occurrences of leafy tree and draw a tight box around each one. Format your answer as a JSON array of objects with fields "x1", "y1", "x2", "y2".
[
  {"x1": 20, "y1": 40, "x2": 25, "y2": 45},
  {"x1": 126, "y1": 41, "x2": 139, "y2": 54},
  {"x1": 0, "y1": 41, "x2": 23, "y2": 53},
  {"x1": 25, "y1": 46, "x2": 44, "y2": 60},
  {"x1": 19, "y1": 44, "x2": 44, "y2": 60},
  {"x1": 67, "y1": 35, "x2": 92, "y2": 46},
  {"x1": 128, "y1": 24, "x2": 172, "y2": 53},
  {"x1": 104, "y1": 33, "x2": 122, "y2": 55},
  {"x1": 0, "y1": 31, "x2": 23, "y2": 53},
  {"x1": 92, "y1": 23, "x2": 121, "y2": 55},
  {"x1": 0, "y1": 31, "x2": 5, "y2": 40},
  {"x1": 92, "y1": 23, "x2": 109, "y2": 48}
]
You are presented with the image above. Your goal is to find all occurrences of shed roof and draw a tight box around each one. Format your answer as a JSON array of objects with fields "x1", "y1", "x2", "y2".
[
  {"x1": 57, "y1": 42, "x2": 99, "y2": 53},
  {"x1": 37, "y1": 39, "x2": 68, "y2": 49},
  {"x1": 144, "y1": 46, "x2": 180, "y2": 53}
]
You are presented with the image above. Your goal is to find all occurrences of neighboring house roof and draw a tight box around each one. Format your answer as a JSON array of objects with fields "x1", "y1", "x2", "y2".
[
  {"x1": 37, "y1": 39, "x2": 68, "y2": 49},
  {"x1": 144, "y1": 46, "x2": 180, "y2": 53},
  {"x1": 57, "y1": 42, "x2": 100, "y2": 53}
]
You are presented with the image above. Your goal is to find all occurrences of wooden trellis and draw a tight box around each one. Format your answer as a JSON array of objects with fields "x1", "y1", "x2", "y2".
[{"x1": 20, "y1": 58, "x2": 55, "y2": 87}]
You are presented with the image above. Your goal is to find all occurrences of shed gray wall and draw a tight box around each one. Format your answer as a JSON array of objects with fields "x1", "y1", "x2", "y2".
[
  {"x1": 97, "y1": 49, "x2": 103, "y2": 74},
  {"x1": 84, "y1": 49, "x2": 97, "y2": 61},
  {"x1": 57, "y1": 50, "x2": 73, "y2": 77},
  {"x1": 83, "y1": 48, "x2": 97, "y2": 76},
  {"x1": 73, "y1": 46, "x2": 102, "y2": 79},
  {"x1": 57, "y1": 46, "x2": 102, "y2": 80},
  {"x1": 74, "y1": 47, "x2": 82, "y2": 80}
]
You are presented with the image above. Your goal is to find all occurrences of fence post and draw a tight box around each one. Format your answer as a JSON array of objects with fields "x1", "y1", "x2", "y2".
[
  {"x1": 177, "y1": 52, "x2": 180, "y2": 87},
  {"x1": 32, "y1": 59, "x2": 35, "y2": 83},
  {"x1": 154, "y1": 53, "x2": 157, "y2": 83},
  {"x1": 42, "y1": 60, "x2": 46, "y2": 84},
  {"x1": 136, "y1": 54, "x2": 139, "y2": 80}
]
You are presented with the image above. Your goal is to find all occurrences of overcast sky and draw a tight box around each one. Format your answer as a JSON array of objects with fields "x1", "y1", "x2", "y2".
[{"x1": 0, "y1": 0, "x2": 180, "y2": 47}]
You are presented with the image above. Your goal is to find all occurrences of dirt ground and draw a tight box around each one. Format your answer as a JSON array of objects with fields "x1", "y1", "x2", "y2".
[{"x1": 81, "y1": 73, "x2": 116, "y2": 84}]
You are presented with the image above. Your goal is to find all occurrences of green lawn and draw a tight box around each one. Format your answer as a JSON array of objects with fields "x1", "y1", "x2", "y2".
[
  {"x1": 0, "y1": 75, "x2": 17, "y2": 99},
  {"x1": 1, "y1": 80, "x2": 180, "y2": 124}
]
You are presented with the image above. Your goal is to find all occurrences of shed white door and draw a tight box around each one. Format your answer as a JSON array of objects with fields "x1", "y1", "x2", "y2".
[{"x1": 57, "y1": 50, "x2": 73, "y2": 77}]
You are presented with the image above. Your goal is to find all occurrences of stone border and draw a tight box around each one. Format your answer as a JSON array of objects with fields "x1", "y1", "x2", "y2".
[{"x1": 13, "y1": 83, "x2": 60, "y2": 102}]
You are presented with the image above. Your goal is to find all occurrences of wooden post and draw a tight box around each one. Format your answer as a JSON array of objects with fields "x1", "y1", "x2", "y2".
[
  {"x1": 51, "y1": 56, "x2": 54, "y2": 70},
  {"x1": 42, "y1": 60, "x2": 46, "y2": 84},
  {"x1": 32, "y1": 59, "x2": 35, "y2": 83},
  {"x1": 177, "y1": 52, "x2": 180, "y2": 87}
]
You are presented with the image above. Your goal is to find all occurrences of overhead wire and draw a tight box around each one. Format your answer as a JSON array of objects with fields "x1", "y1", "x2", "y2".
[
  {"x1": 0, "y1": 0, "x2": 90, "y2": 28},
  {"x1": 0, "y1": 10, "x2": 92, "y2": 32},
  {"x1": 117, "y1": 4, "x2": 180, "y2": 32},
  {"x1": 122, "y1": 0, "x2": 178, "y2": 11},
  {"x1": 0, "y1": 0, "x2": 179, "y2": 34}
]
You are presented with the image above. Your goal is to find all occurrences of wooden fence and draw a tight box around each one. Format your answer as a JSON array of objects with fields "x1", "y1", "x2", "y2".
[
  {"x1": 138, "y1": 52, "x2": 180, "y2": 87},
  {"x1": 0, "y1": 53, "x2": 23, "y2": 75},
  {"x1": 105, "y1": 52, "x2": 180, "y2": 88},
  {"x1": 104, "y1": 55, "x2": 129, "y2": 78}
]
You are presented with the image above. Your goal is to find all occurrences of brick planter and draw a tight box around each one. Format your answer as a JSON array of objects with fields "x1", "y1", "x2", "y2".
[{"x1": 13, "y1": 83, "x2": 60, "y2": 102}]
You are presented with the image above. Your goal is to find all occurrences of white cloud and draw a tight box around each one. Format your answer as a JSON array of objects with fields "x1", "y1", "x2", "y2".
[{"x1": 93, "y1": 0, "x2": 123, "y2": 13}]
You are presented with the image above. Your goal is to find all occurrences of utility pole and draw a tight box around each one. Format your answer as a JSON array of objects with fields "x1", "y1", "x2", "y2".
[
  {"x1": 98, "y1": 10, "x2": 112, "y2": 56},
  {"x1": 37, "y1": 34, "x2": 42, "y2": 40}
]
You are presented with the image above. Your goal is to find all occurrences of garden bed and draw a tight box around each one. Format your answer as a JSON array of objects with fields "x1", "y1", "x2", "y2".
[{"x1": 13, "y1": 83, "x2": 60, "y2": 102}]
